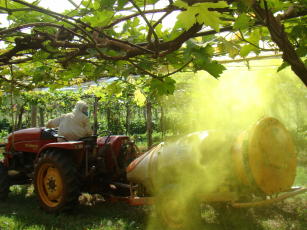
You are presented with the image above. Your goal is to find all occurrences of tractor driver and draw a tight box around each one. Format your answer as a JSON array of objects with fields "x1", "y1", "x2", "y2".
[{"x1": 46, "y1": 100, "x2": 93, "y2": 141}]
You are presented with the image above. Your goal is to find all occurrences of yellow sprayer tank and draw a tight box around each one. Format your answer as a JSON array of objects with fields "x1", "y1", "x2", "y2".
[
  {"x1": 127, "y1": 117, "x2": 297, "y2": 199},
  {"x1": 232, "y1": 117, "x2": 296, "y2": 195}
]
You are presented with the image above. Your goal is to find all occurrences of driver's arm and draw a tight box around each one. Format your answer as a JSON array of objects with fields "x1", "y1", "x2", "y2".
[
  {"x1": 83, "y1": 118, "x2": 93, "y2": 136},
  {"x1": 46, "y1": 116, "x2": 63, "y2": 128}
]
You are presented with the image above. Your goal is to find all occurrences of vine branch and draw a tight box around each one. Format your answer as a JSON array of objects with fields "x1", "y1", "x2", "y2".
[{"x1": 129, "y1": 0, "x2": 160, "y2": 56}]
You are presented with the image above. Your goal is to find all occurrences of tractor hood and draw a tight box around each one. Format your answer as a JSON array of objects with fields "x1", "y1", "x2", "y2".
[{"x1": 8, "y1": 128, "x2": 43, "y2": 143}]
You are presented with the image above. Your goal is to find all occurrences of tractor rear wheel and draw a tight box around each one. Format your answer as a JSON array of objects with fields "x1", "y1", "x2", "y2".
[
  {"x1": 34, "y1": 150, "x2": 80, "y2": 213},
  {"x1": 0, "y1": 162, "x2": 9, "y2": 200}
]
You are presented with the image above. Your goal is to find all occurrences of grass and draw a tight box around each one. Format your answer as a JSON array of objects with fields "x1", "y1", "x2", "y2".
[
  {"x1": 0, "y1": 186, "x2": 147, "y2": 230},
  {"x1": 0, "y1": 166, "x2": 306, "y2": 230}
]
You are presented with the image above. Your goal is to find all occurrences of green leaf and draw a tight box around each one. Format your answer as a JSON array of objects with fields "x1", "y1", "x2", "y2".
[
  {"x1": 192, "y1": 51, "x2": 225, "y2": 77},
  {"x1": 248, "y1": 29, "x2": 261, "y2": 45},
  {"x1": 261, "y1": 0, "x2": 284, "y2": 11},
  {"x1": 93, "y1": 0, "x2": 101, "y2": 10},
  {"x1": 233, "y1": 14, "x2": 251, "y2": 30},
  {"x1": 131, "y1": 17, "x2": 140, "y2": 27},
  {"x1": 82, "y1": 10, "x2": 114, "y2": 27},
  {"x1": 155, "y1": 23, "x2": 163, "y2": 37},
  {"x1": 106, "y1": 81, "x2": 123, "y2": 97},
  {"x1": 86, "y1": 48, "x2": 99, "y2": 56},
  {"x1": 184, "y1": 41, "x2": 225, "y2": 77},
  {"x1": 203, "y1": 61, "x2": 226, "y2": 78},
  {"x1": 99, "y1": 0, "x2": 116, "y2": 9},
  {"x1": 134, "y1": 89, "x2": 146, "y2": 106},
  {"x1": 176, "y1": 2, "x2": 227, "y2": 31},
  {"x1": 32, "y1": 50, "x2": 49, "y2": 61},
  {"x1": 217, "y1": 38, "x2": 240, "y2": 59},
  {"x1": 150, "y1": 77, "x2": 176, "y2": 95},
  {"x1": 239, "y1": 44, "x2": 258, "y2": 57},
  {"x1": 176, "y1": 11, "x2": 196, "y2": 30},
  {"x1": 117, "y1": 0, "x2": 128, "y2": 9},
  {"x1": 81, "y1": 0, "x2": 92, "y2": 7},
  {"x1": 174, "y1": 0, "x2": 189, "y2": 8},
  {"x1": 296, "y1": 45, "x2": 307, "y2": 57},
  {"x1": 196, "y1": 3, "x2": 227, "y2": 32}
]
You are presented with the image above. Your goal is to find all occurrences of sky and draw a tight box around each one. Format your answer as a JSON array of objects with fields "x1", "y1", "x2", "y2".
[
  {"x1": 0, "y1": 0, "x2": 81, "y2": 27},
  {"x1": 0, "y1": 0, "x2": 177, "y2": 29},
  {"x1": 36, "y1": 0, "x2": 177, "y2": 29},
  {"x1": 39, "y1": 0, "x2": 81, "y2": 12}
]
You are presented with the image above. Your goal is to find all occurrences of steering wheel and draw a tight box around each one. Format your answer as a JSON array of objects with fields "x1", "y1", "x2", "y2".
[
  {"x1": 56, "y1": 135, "x2": 68, "y2": 141},
  {"x1": 44, "y1": 128, "x2": 68, "y2": 141},
  {"x1": 78, "y1": 135, "x2": 97, "y2": 142},
  {"x1": 98, "y1": 130, "x2": 112, "y2": 144}
]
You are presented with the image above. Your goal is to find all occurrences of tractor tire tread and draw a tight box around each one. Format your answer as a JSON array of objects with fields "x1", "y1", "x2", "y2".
[
  {"x1": 34, "y1": 149, "x2": 80, "y2": 213},
  {"x1": 0, "y1": 162, "x2": 10, "y2": 201}
]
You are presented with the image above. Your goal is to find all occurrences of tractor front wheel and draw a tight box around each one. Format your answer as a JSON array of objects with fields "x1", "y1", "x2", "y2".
[
  {"x1": 0, "y1": 162, "x2": 9, "y2": 200},
  {"x1": 34, "y1": 150, "x2": 80, "y2": 213}
]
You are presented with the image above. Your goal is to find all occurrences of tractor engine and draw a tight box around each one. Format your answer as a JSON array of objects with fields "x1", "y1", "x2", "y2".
[{"x1": 80, "y1": 135, "x2": 139, "y2": 194}]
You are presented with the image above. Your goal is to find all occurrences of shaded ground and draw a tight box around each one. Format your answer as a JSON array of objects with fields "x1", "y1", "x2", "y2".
[
  {"x1": 200, "y1": 196, "x2": 307, "y2": 230},
  {"x1": 0, "y1": 186, "x2": 146, "y2": 230},
  {"x1": 0, "y1": 185, "x2": 306, "y2": 230}
]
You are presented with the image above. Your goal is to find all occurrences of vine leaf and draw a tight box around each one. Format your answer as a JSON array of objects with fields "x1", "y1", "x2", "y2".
[
  {"x1": 217, "y1": 37, "x2": 240, "y2": 59},
  {"x1": 176, "y1": 12, "x2": 195, "y2": 30},
  {"x1": 106, "y1": 81, "x2": 123, "y2": 97},
  {"x1": 175, "y1": 1, "x2": 227, "y2": 31},
  {"x1": 134, "y1": 89, "x2": 146, "y2": 106},
  {"x1": 117, "y1": 0, "x2": 129, "y2": 9},
  {"x1": 32, "y1": 50, "x2": 50, "y2": 62},
  {"x1": 239, "y1": 44, "x2": 258, "y2": 57},
  {"x1": 150, "y1": 77, "x2": 176, "y2": 95},
  {"x1": 185, "y1": 41, "x2": 226, "y2": 78},
  {"x1": 83, "y1": 10, "x2": 114, "y2": 27},
  {"x1": 233, "y1": 14, "x2": 252, "y2": 30}
]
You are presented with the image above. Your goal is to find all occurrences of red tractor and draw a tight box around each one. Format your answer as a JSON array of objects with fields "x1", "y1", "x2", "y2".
[{"x1": 0, "y1": 127, "x2": 139, "y2": 212}]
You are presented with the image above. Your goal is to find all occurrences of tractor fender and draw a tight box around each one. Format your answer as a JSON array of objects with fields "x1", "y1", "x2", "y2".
[{"x1": 38, "y1": 141, "x2": 84, "y2": 157}]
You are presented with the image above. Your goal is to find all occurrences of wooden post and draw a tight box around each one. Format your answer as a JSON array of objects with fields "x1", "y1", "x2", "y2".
[
  {"x1": 146, "y1": 97, "x2": 153, "y2": 149},
  {"x1": 39, "y1": 107, "x2": 45, "y2": 127},
  {"x1": 17, "y1": 104, "x2": 25, "y2": 130},
  {"x1": 125, "y1": 102, "x2": 131, "y2": 135},
  {"x1": 106, "y1": 106, "x2": 111, "y2": 131},
  {"x1": 93, "y1": 97, "x2": 98, "y2": 135},
  {"x1": 31, "y1": 104, "x2": 37, "y2": 127}
]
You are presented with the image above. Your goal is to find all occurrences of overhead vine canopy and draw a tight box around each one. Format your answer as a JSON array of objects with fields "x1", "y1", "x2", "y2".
[{"x1": 0, "y1": 0, "x2": 306, "y2": 90}]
